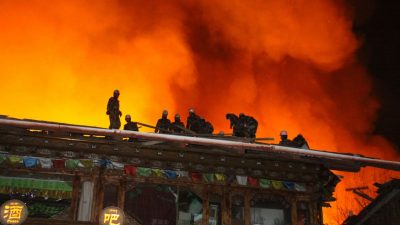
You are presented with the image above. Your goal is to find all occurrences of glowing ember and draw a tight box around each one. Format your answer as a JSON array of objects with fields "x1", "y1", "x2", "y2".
[{"x1": 0, "y1": 1, "x2": 398, "y2": 224}]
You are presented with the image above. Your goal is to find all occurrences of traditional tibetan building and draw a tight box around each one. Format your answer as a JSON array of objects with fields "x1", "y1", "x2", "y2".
[{"x1": 0, "y1": 116, "x2": 399, "y2": 225}]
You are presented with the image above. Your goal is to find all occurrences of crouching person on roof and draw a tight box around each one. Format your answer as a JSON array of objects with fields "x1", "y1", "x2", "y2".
[
  {"x1": 279, "y1": 130, "x2": 294, "y2": 146},
  {"x1": 124, "y1": 114, "x2": 139, "y2": 142}
]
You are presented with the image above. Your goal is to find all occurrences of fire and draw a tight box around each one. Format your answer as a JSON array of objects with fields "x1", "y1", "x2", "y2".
[{"x1": 0, "y1": 1, "x2": 398, "y2": 224}]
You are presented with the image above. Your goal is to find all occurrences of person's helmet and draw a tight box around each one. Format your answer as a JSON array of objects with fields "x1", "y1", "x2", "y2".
[
  {"x1": 175, "y1": 114, "x2": 180, "y2": 119},
  {"x1": 162, "y1": 110, "x2": 168, "y2": 115},
  {"x1": 189, "y1": 108, "x2": 195, "y2": 113},
  {"x1": 280, "y1": 130, "x2": 288, "y2": 136},
  {"x1": 114, "y1": 89, "x2": 120, "y2": 95}
]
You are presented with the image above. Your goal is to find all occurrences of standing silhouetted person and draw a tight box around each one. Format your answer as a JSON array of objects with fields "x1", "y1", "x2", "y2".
[
  {"x1": 107, "y1": 90, "x2": 122, "y2": 129},
  {"x1": 186, "y1": 108, "x2": 200, "y2": 132},
  {"x1": 155, "y1": 110, "x2": 171, "y2": 133},
  {"x1": 171, "y1": 114, "x2": 185, "y2": 134}
]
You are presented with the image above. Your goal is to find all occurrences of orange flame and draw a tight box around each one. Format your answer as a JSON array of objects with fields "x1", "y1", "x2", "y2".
[{"x1": 0, "y1": 1, "x2": 398, "y2": 224}]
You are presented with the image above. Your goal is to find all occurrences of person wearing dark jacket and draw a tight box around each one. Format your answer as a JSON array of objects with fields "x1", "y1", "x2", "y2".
[
  {"x1": 106, "y1": 90, "x2": 122, "y2": 129},
  {"x1": 240, "y1": 113, "x2": 258, "y2": 138},
  {"x1": 155, "y1": 110, "x2": 171, "y2": 133},
  {"x1": 124, "y1": 114, "x2": 139, "y2": 142},
  {"x1": 278, "y1": 130, "x2": 294, "y2": 147},
  {"x1": 186, "y1": 108, "x2": 200, "y2": 132},
  {"x1": 293, "y1": 134, "x2": 309, "y2": 149},
  {"x1": 226, "y1": 113, "x2": 239, "y2": 136},
  {"x1": 123, "y1": 114, "x2": 139, "y2": 131},
  {"x1": 171, "y1": 114, "x2": 185, "y2": 134}
]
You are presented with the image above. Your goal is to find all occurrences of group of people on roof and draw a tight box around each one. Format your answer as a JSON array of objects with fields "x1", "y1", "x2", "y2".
[
  {"x1": 106, "y1": 90, "x2": 308, "y2": 147},
  {"x1": 154, "y1": 109, "x2": 213, "y2": 134},
  {"x1": 106, "y1": 90, "x2": 214, "y2": 135},
  {"x1": 226, "y1": 113, "x2": 258, "y2": 138}
]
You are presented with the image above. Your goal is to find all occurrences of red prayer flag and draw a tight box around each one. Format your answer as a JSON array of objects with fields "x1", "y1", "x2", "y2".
[
  {"x1": 190, "y1": 172, "x2": 202, "y2": 182},
  {"x1": 124, "y1": 165, "x2": 137, "y2": 176},
  {"x1": 52, "y1": 159, "x2": 65, "y2": 169},
  {"x1": 248, "y1": 176, "x2": 259, "y2": 186}
]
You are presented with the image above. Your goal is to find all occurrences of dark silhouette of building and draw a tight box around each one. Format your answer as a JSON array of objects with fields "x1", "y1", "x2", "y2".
[{"x1": 343, "y1": 179, "x2": 400, "y2": 225}]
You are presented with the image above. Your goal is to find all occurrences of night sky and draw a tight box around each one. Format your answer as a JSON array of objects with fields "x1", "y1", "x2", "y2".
[{"x1": 353, "y1": 0, "x2": 400, "y2": 151}]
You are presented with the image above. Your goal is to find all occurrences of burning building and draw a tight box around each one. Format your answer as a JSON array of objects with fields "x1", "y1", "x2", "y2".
[
  {"x1": 0, "y1": 1, "x2": 399, "y2": 224},
  {"x1": 343, "y1": 179, "x2": 400, "y2": 225},
  {"x1": 0, "y1": 117, "x2": 399, "y2": 225}
]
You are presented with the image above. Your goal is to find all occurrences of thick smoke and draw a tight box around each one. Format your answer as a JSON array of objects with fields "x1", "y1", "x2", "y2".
[{"x1": 0, "y1": 0, "x2": 398, "y2": 224}]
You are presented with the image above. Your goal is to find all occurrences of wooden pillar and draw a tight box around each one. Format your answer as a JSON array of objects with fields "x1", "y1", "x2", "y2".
[
  {"x1": 69, "y1": 173, "x2": 81, "y2": 221},
  {"x1": 318, "y1": 203, "x2": 323, "y2": 225},
  {"x1": 222, "y1": 188, "x2": 231, "y2": 225},
  {"x1": 202, "y1": 187, "x2": 210, "y2": 225},
  {"x1": 309, "y1": 201, "x2": 318, "y2": 225},
  {"x1": 315, "y1": 202, "x2": 323, "y2": 225},
  {"x1": 89, "y1": 177, "x2": 97, "y2": 222},
  {"x1": 290, "y1": 197, "x2": 298, "y2": 225},
  {"x1": 118, "y1": 177, "x2": 127, "y2": 209},
  {"x1": 92, "y1": 168, "x2": 104, "y2": 222},
  {"x1": 244, "y1": 191, "x2": 251, "y2": 225}
]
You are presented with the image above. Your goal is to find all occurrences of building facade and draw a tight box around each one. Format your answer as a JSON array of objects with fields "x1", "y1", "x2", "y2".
[{"x1": 0, "y1": 117, "x2": 388, "y2": 225}]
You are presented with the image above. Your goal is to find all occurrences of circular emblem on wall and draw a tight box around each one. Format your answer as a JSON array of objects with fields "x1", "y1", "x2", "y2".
[
  {"x1": 99, "y1": 206, "x2": 125, "y2": 225},
  {"x1": 0, "y1": 200, "x2": 28, "y2": 225}
]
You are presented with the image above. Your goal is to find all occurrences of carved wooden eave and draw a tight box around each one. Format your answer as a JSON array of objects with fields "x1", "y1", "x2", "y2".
[
  {"x1": 1, "y1": 116, "x2": 399, "y2": 171},
  {"x1": 1, "y1": 126, "x2": 324, "y2": 184}
]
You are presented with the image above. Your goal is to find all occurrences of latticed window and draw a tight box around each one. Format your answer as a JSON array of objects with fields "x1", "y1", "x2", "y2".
[
  {"x1": 250, "y1": 194, "x2": 291, "y2": 225},
  {"x1": 124, "y1": 184, "x2": 203, "y2": 225},
  {"x1": 231, "y1": 195, "x2": 244, "y2": 225}
]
